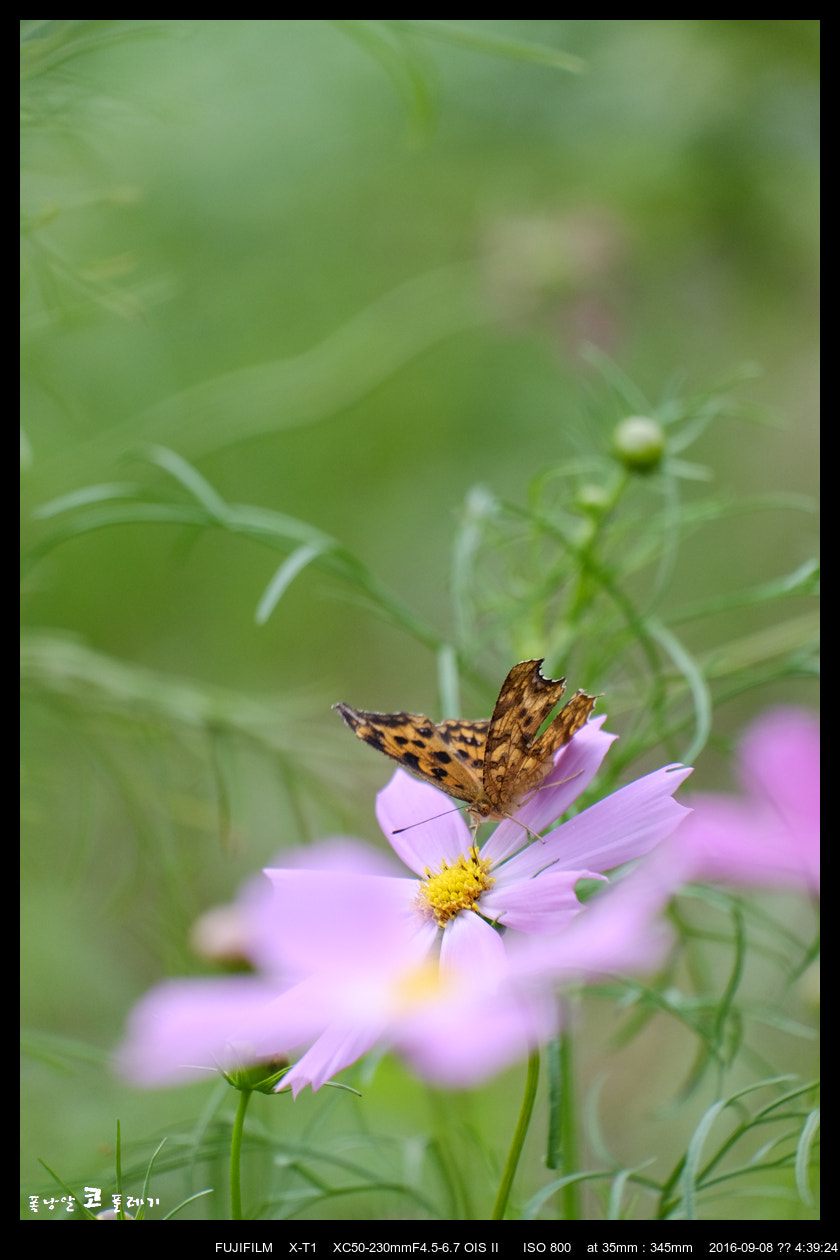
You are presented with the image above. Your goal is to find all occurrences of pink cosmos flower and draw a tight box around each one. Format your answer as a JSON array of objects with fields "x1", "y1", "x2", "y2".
[
  {"x1": 118, "y1": 718, "x2": 692, "y2": 1094},
  {"x1": 653, "y1": 707, "x2": 819, "y2": 894}
]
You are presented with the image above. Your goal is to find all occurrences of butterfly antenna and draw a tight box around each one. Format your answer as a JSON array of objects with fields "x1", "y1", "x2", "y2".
[
  {"x1": 393, "y1": 769, "x2": 586, "y2": 841},
  {"x1": 391, "y1": 805, "x2": 470, "y2": 835}
]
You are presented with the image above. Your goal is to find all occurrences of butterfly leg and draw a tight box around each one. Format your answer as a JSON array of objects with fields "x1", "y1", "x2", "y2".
[{"x1": 467, "y1": 810, "x2": 485, "y2": 845}]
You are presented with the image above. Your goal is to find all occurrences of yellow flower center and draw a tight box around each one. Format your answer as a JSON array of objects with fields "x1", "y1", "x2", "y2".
[
  {"x1": 393, "y1": 958, "x2": 448, "y2": 1010},
  {"x1": 417, "y1": 846, "x2": 496, "y2": 926}
]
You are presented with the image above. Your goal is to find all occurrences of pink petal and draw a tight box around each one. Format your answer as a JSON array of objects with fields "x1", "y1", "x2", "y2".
[
  {"x1": 481, "y1": 869, "x2": 604, "y2": 933},
  {"x1": 440, "y1": 907, "x2": 509, "y2": 986},
  {"x1": 116, "y1": 977, "x2": 291, "y2": 1085},
  {"x1": 275, "y1": 837, "x2": 404, "y2": 876},
  {"x1": 500, "y1": 764, "x2": 692, "y2": 881},
  {"x1": 261, "y1": 866, "x2": 423, "y2": 975},
  {"x1": 279, "y1": 1020, "x2": 387, "y2": 1097},
  {"x1": 394, "y1": 985, "x2": 560, "y2": 1087},
  {"x1": 678, "y1": 798, "x2": 819, "y2": 890},
  {"x1": 484, "y1": 718, "x2": 616, "y2": 862},
  {"x1": 676, "y1": 708, "x2": 820, "y2": 892},
  {"x1": 737, "y1": 707, "x2": 820, "y2": 839},
  {"x1": 376, "y1": 770, "x2": 474, "y2": 874},
  {"x1": 511, "y1": 854, "x2": 677, "y2": 981}
]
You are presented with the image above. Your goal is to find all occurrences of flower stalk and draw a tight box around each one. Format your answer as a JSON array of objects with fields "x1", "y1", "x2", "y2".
[{"x1": 492, "y1": 1050, "x2": 540, "y2": 1220}]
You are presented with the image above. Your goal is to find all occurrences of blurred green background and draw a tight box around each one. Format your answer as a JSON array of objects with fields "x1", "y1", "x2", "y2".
[{"x1": 21, "y1": 20, "x2": 818, "y2": 1219}]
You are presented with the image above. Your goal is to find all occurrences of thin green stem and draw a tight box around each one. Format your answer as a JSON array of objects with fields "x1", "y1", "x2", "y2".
[
  {"x1": 558, "y1": 1027, "x2": 580, "y2": 1221},
  {"x1": 115, "y1": 1118, "x2": 124, "y2": 1219},
  {"x1": 564, "y1": 469, "x2": 629, "y2": 626},
  {"x1": 713, "y1": 902, "x2": 746, "y2": 1051},
  {"x1": 492, "y1": 1050, "x2": 540, "y2": 1220},
  {"x1": 230, "y1": 1087, "x2": 252, "y2": 1221}
]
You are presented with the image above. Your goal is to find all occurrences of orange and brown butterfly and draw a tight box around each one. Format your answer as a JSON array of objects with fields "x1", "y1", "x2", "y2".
[{"x1": 334, "y1": 659, "x2": 596, "y2": 825}]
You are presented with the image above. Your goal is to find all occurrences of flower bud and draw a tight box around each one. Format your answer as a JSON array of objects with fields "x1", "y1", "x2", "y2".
[
  {"x1": 222, "y1": 1057, "x2": 290, "y2": 1095},
  {"x1": 611, "y1": 415, "x2": 665, "y2": 473},
  {"x1": 576, "y1": 483, "x2": 612, "y2": 514}
]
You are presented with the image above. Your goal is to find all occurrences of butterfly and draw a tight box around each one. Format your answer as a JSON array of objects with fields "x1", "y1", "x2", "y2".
[{"x1": 334, "y1": 659, "x2": 596, "y2": 825}]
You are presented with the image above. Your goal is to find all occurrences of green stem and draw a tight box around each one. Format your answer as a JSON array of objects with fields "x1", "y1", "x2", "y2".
[
  {"x1": 564, "y1": 469, "x2": 629, "y2": 627},
  {"x1": 230, "y1": 1087, "x2": 252, "y2": 1220},
  {"x1": 558, "y1": 1027, "x2": 580, "y2": 1221},
  {"x1": 492, "y1": 1050, "x2": 540, "y2": 1220}
]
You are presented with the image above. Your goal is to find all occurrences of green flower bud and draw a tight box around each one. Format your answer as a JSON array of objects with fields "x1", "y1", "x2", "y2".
[
  {"x1": 222, "y1": 1056, "x2": 290, "y2": 1095},
  {"x1": 576, "y1": 483, "x2": 612, "y2": 514},
  {"x1": 611, "y1": 416, "x2": 666, "y2": 473}
]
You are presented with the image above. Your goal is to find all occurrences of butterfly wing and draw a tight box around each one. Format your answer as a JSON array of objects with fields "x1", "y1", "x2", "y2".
[
  {"x1": 335, "y1": 661, "x2": 594, "y2": 824},
  {"x1": 482, "y1": 660, "x2": 595, "y2": 811},
  {"x1": 334, "y1": 704, "x2": 490, "y2": 806},
  {"x1": 435, "y1": 718, "x2": 489, "y2": 775},
  {"x1": 525, "y1": 688, "x2": 596, "y2": 767}
]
